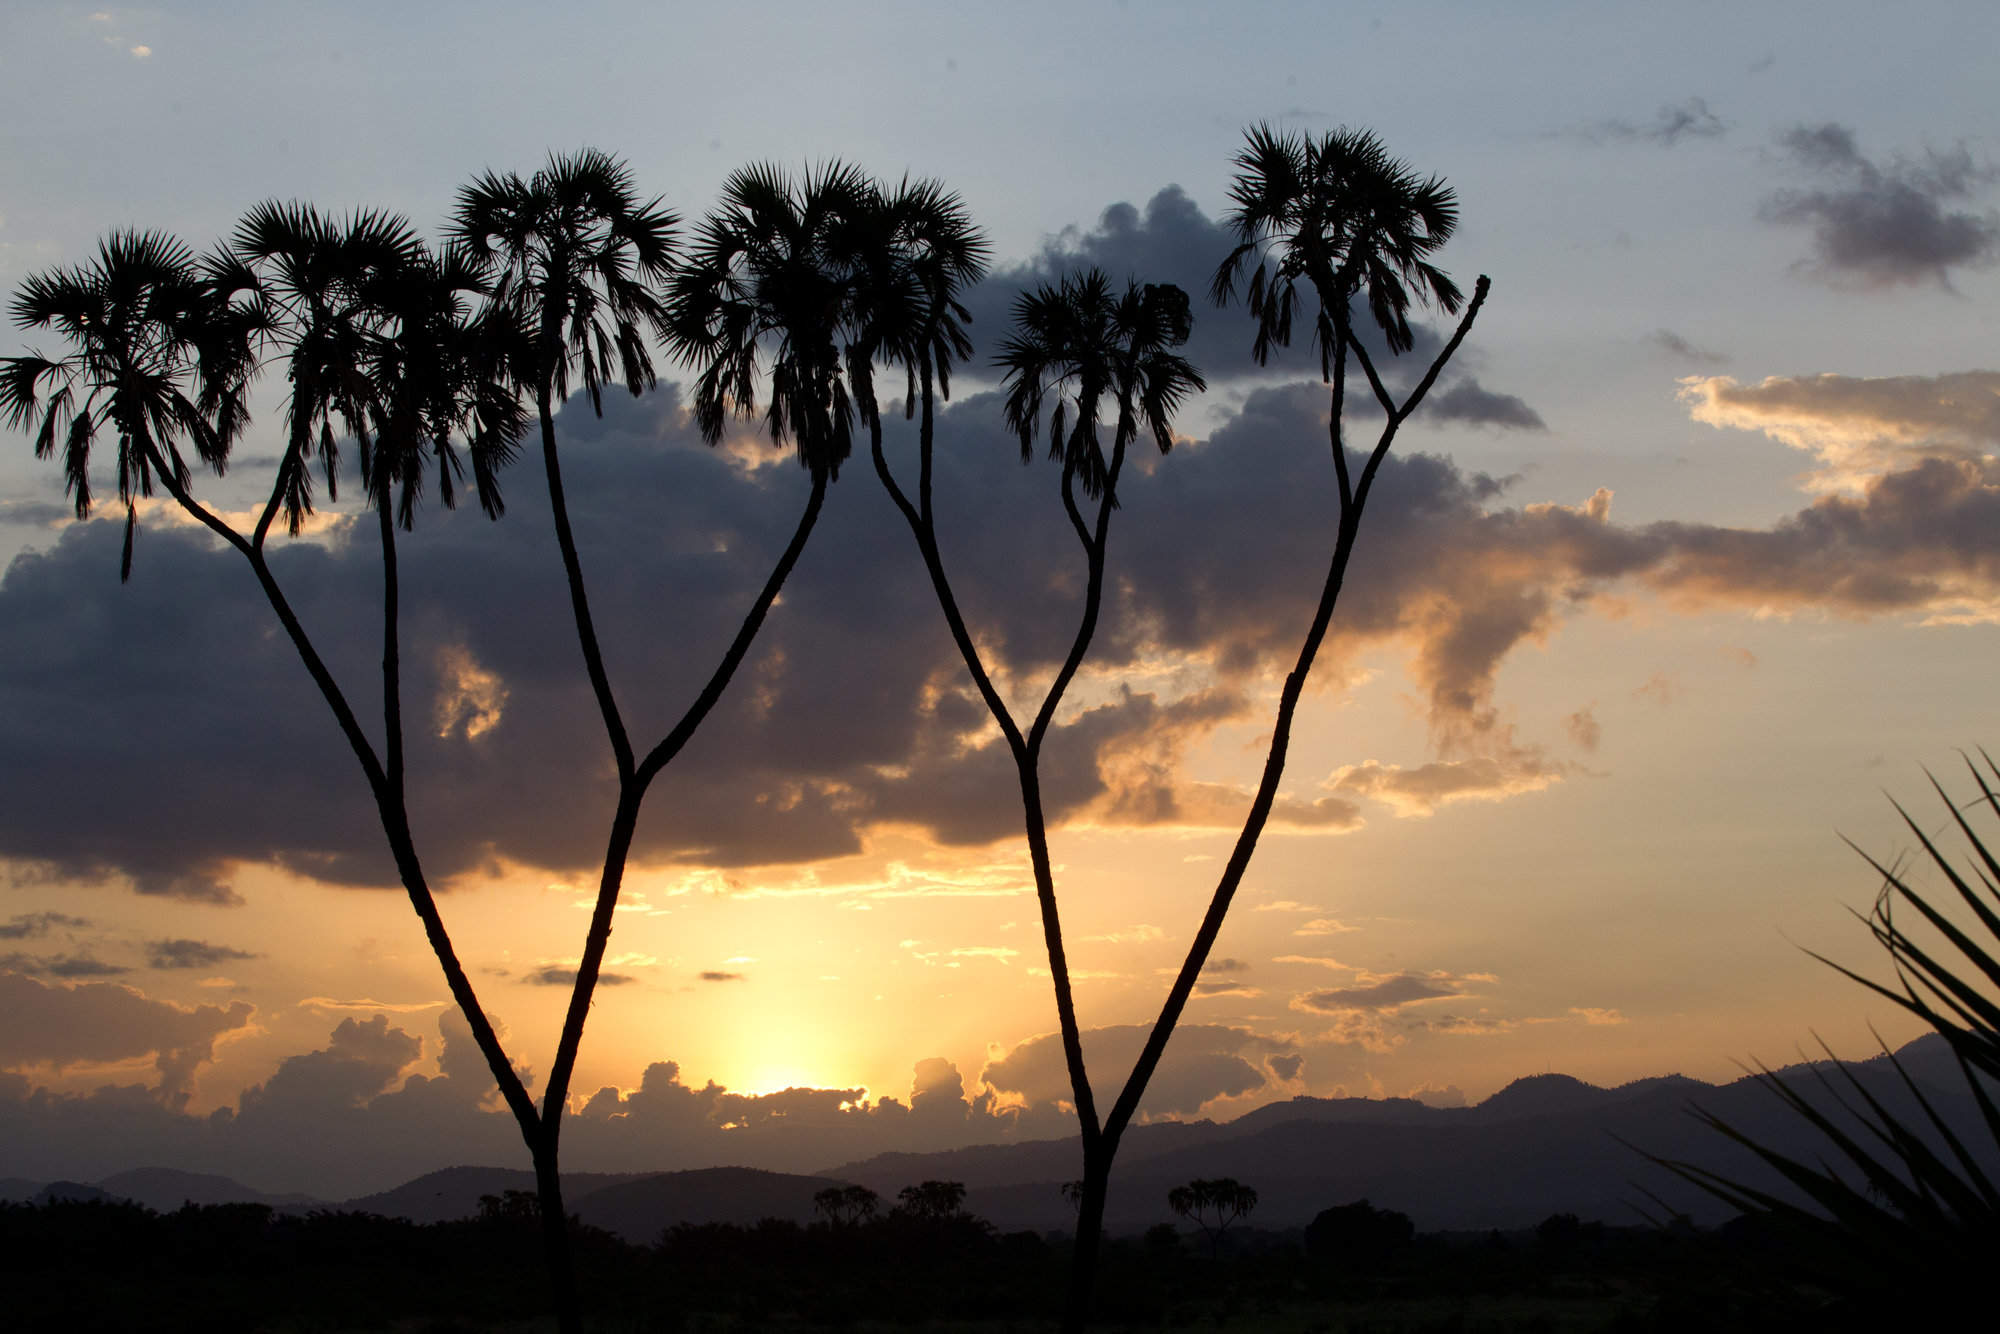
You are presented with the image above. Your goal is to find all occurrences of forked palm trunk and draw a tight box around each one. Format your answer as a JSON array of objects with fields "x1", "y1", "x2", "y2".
[
  {"x1": 1062, "y1": 1148, "x2": 1114, "y2": 1332},
  {"x1": 523, "y1": 381, "x2": 832, "y2": 1333},
  {"x1": 533, "y1": 1143, "x2": 581, "y2": 1334}
]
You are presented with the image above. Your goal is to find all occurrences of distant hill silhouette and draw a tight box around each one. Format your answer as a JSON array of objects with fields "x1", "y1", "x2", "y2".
[
  {"x1": 96, "y1": 1166, "x2": 323, "y2": 1212},
  {"x1": 827, "y1": 1035, "x2": 1997, "y2": 1234},
  {"x1": 574, "y1": 1167, "x2": 861, "y2": 1241},
  {"x1": 34, "y1": 1180, "x2": 115, "y2": 1205},
  {"x1": 339, "y1": 1165, "x2": 652, "y2": 1225},
  {"x1": 15, "y1": 1036, "x2": 1990, "y2": 1238}
]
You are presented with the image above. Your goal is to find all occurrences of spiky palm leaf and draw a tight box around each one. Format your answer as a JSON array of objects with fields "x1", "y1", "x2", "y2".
[{"x1": 1653, "y1": 751, "x2": 2000, "y2": 1315}]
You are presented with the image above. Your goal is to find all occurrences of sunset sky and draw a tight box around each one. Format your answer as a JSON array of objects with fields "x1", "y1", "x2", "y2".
[{"x1": 4, "y1": 1, "x2": 1999, "y2": 1197}]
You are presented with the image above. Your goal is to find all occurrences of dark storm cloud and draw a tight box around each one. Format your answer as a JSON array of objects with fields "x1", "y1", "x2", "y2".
[
  {"x1": 956, "y1": 184, "x2": 1539, "y2": 427},
  {"x1": 1764, "y1": 123, "x2": 2000, "y2": 287},
  {"x1": 146, "y1": 938, "x2": 257, "y2": 970},
  {"x1": 5, "y1": 351, "x2": 1999, "y2": 890},
  {"x1": 1418, "y1": 378, "x2": 1546, "y2": 430},
  {"x1": 1581, "y1": 97, "x2": 1727, "y2": 147}
]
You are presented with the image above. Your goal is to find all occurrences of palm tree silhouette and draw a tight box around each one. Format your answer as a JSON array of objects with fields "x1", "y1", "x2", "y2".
[
  {"x1": 665, "y1": 159, "x2": 880, "y2": 480},
  {"x1": 880, "y1": 126, "x2": 1490, "y2": 1331},
  {"x1": 872, "y1": 268, "x2": 1204, "y2": 1330},
  {"x1": 1000, "y1": 125, "x2": 1488, "y2": 1324},
  {"x1": 456, "y1": 151, "x2": 893, "y2": 1329},
  {"x1": 3, "y1": 220, "x2": 543, "y2": 1269},
  {"x1": 1, "y1": 231, "x2": 248, "y2": 578}
]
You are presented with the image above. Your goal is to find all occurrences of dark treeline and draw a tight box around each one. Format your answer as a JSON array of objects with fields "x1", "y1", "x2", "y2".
[{"x1": 2, "y1": 1194, "x2": 1867, "y2": 1332}]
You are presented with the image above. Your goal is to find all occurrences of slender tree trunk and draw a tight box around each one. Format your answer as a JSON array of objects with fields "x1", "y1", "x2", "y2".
[
  {"x1": 532, "y1": 1142, "x2": 582, "y2": 1334},
  {"x1": 1062, "y1": 1146, "x2": 1113, "y2": 1334}
]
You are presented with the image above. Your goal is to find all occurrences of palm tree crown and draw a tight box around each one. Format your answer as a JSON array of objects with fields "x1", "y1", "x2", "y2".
[
  {"x1": 453, "y1": 148, "x2": 678, "y2": 414},
  {"x1": 1210, "y1": 124, "x2": 1462, "y2": 369},
  {"x1": 996, "y1": 270, "x2": 1205, "y2": 501},
  {"x1": 663, "y1": 160, "x2": 883, "y2": 480},
  {"x1": 1, "y1": 230, "x2": 248, "y2": 576},
  {"x1": 354, "y1": 241, "x2": 531, "y2": 529},
  {"x1": 869, "y1": 175, "x2": 989, "y2": 421},
  {"x1": 222, "y1": 203, "x2": 434, "y2": 534}
]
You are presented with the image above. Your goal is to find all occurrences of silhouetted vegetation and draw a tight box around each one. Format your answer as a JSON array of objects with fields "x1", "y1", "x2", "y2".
[
  {"x1": 0, "y1": 1191, "x2": 1867, "y2": 1331},
  {"x1": 1655, "y1": 751, "x2": 2000, "y2": 1326},
  {"x1": 1166, "y1": 1178, "x2": 1259, "y2": 1258}
]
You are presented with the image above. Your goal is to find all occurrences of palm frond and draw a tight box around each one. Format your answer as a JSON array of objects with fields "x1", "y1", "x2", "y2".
[{"x1": 1654, "y1": 750, "x2": 2000, "y2": 1315}]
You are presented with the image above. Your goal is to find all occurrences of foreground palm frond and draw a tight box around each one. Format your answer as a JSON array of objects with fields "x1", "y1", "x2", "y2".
[{"x1": 1651, "y1": 750, "x2": 2000, "y2": 1313}]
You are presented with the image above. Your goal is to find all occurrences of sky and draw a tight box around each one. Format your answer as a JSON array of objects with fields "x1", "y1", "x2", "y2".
[{"x1": 3, "y1": 1, "x2": 2000, "y2": 1197}]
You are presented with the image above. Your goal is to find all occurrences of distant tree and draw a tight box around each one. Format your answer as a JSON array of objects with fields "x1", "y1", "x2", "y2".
[
  {"x1": 1304, "y1": 1198, "x2": 1415, "y2": 1269},
  {"x1": 813, "y1": 1184, "x2": 880, "y2": 1227},
  {"x1": 1167, "y1": 1178, "x2": 1259, "y2": 1259},
  {"x1": 479, "y1": 1189, "x2": 542, "y2": 1223},
  {"x1": 1061, "y1": 1179, "x2": 1086, "y2": 1214},
  {"x1": 895, "y1": 1180, "x2": 969, "y2": 1222}
]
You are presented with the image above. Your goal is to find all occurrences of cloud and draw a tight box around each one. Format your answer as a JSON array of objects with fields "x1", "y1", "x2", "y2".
[
  {"x1": 0, "y1": 912, "x2": 90, "y2": 940},
  {"x1": 147, "y1": 939, "x2": 257, "y2": 970},
  {"x1": 1563, "y1": 706, "x2": 1601, "y2": 752},
  {"x1": 1570, "y1": 1006, "x2": 1628, "y2": 1025},
  {"x1": 1582, "y1": 97, "x2": 1727, "y2": 147},
  {"x1": 1644, "y1": 330, "x2": 1728, "y2": 366},
  {"x1": 1416, "y1": 379, "x2": 1546, "y2": 431},
  {"x1": 1682, "y1": 370, "x2": 2000, "y2": 487},
  {"x1": 697, "y1": 970, "x2": 744, "y2": 982},
  {"x1": 0, "y1": 952, "x2": 128, "y2": 978},
  {"x1": 1204, "y1": 957, "x2": 1250, "y2": 973},
  {"x1": 1763, "y1": 123, "x2": 1999, "y2": 287},
  {"x1": 1292, "y1": 969, "x2": 1488, "y2": 1013},
  {"x1": 238, "y1": 1015, "x2": 421, "y2": 1115},
  {"x1": 1408, "y1": 1082, "x2": 1467, "y2": 1108},
  {"x1": 0, "y1": 1015, "x2": 1059, "y2": 1197},
  {"x1": 1330, "y1": 751, "x2": 1563, "y2": 817},
  {"x1": 959, "y1": 184, "x2": 1536, "y2": 412},
  {"x1": 1293, "y1": 919, "x2": 1358, "y2": 937},
  {"x1": 1084, "y1": 925, "x2": 1165, "y2": 945},
  {"x1": 1410, "y1": 1013, "x2": 1517, "y2": 1036},
  {"x1": 0, "y1": 970, "x2": 252, "y2": 1100},
  {"x1": 524, "y1": 966, "x2": 635, "y2": 987},
  {"x1": 8, "y1": 344, "x2": 2000, "y2": 902},
  {"x1": 980, "y1": 1023, "x2": 1300, "y2": 1116}
]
